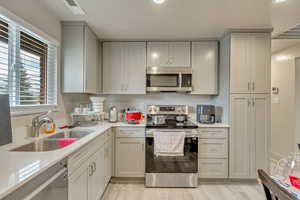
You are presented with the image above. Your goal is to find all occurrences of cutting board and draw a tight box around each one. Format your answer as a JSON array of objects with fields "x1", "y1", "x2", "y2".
[{"x1": 0, "y1": 95, "x2": 12, "y2": 145}]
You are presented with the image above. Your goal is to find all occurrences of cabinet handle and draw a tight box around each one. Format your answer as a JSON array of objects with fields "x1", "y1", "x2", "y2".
[
  {"x1": 252, "y1": 82, "x2": 255, "y2": 91},
  {"x1": 248, "y1": 82, "x2": 250, "y2": 91},
  {"x1": 248, "y1": 99, "x2": 251, "y2": 107},
  {"x1": 93, "y1": 162, "x2": 96, "y2": 173},
  {"x1": 88, "y1": 165, "x2": 93, "y2": 176},
  {"x1": 252, "y1": 98, "x2": 255, "y2": 107}
]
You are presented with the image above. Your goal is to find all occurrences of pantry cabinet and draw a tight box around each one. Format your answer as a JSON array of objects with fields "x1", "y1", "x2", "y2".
[
  {"x1": 147, "y1": 42, "x2": 191, "y2": 67},
  {"x1": 62, "y1": 22, "x2": 98, "y2": 94},
  {"x1": 115, "y1": 127, "x2": 145, "y2": 177},
  {"x1": 230, "y1": 33, "x2": 270, "y2": 94},
  {"x1": 191, "y1": 41, "x2": 218, "y2": 95},
  {"x1": 103, "y1": 42, "x2": 146, "y2": 94},
  {"x1": 229, "y1": 94, "x2": 270, "y2": 179}
]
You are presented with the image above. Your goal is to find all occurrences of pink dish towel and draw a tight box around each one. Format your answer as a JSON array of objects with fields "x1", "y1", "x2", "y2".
[{"x1": 58, "y1": 138, "x2": 78, "y2": 148}]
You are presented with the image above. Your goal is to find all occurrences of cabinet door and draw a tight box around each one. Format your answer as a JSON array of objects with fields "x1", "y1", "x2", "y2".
[
  {"x1": 250, "y1": 94, "x2": 270, "y2": 177},
  {"x1": 84, "y1": 26, "x2": 98, "y2": 94},
  {"x1": 251, "y1": 33, "x2": 271, "y2": 94},
  {"x1": 192, "y1": 42, "x2": 218, "y2": 94},
  {"x1": 103, "y1": 42, "x2": 124, "y2": 94},
  {"x1": 115, "y1": 138, "x2": 145, "y2": 177},
  {"x1": 230, "y1": 34, "x2": 252, "y2": 93},
  {"x1": 123, "y1": 42, "x2": 146, "y2": 94},
  {"x1": 229, "y1": 94, "x2": 252, "y2": 178},
  {"x1": 147, "y1": 42, "x2": 169, "y2": 67},
  {"x1": 69, "y1": 164, "x2": 89, "y2": 200},
  {"x1": 88, "y1": 147, "x2": 105, "y2": 200},
  {"x1": 62, "y1": 25, "x2": 84, "y2": 93},
  {"x1": 104, "y1": 139, "x2": 112, "y2": 185},
  {"x1": 169, "y1": 42, "x2": 191, "y2": 67}
]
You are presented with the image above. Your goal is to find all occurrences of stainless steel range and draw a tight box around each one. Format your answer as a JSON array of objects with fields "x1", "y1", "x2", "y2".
[{"x1": 145, "y1": 105, "x2": 198, "y2": 188}]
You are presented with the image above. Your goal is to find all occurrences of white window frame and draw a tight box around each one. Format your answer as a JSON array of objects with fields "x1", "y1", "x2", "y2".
[{"x1": 0, "y1": 9, "x2": 59, "y2": 116}]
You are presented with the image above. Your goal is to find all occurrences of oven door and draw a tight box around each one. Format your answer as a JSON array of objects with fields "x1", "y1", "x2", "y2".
[{"x1": 146, "y1": 137, "x2": 198, "y2": 173}]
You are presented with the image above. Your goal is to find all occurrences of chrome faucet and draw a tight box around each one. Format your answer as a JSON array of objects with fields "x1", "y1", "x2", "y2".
[{"x1": 29, "y1": 111, "x2": 54, "y2": 137}]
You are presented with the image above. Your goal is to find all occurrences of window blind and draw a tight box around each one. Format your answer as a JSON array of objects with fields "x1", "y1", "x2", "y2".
[{"x1": 0, "y1": 15, "x2": 57, "y2": 106}]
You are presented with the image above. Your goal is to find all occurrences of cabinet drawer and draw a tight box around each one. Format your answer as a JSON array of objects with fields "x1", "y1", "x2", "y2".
[
  {"x1": 116, "y1": 127, "x2": 145, "y2": 138},
  {"x1": 198, "y1": 128, "x2": 228, "y2": 139},
  {"x1": 198, "y1": 158, "x2": 228, "y2": 178},
  {"x1": 198, "y1": 139, "x2": 228, "y2": 158}
]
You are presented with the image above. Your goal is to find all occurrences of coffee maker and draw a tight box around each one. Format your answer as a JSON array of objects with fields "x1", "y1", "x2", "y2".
[{"x1": 196, "y1": 105, "x2": 215, "y2": 124}]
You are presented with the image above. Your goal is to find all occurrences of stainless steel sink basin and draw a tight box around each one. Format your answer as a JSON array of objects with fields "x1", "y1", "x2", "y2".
[
  {"x1": 11, "y1": 139, "x2": 65, "y2": 152},
  {"x1": 48, "y1": 129, "x2": 94, "y2": 139},
  {"x1": 11, "y1": 129, "x2": 94, "y2": 152}
]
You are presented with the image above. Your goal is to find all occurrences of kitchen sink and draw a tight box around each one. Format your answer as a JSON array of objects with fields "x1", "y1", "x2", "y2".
[
  {"x1": 48, "y1": 129, "x2": 94, "y2": 139},
  {"x1": 10, "y1": 129, "x2": 94, "y2": 152}
]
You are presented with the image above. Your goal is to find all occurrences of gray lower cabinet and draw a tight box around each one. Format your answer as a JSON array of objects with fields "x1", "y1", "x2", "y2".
[
  {"x1": 68, "y1": 129, "x2": 112, "y2": 200},
  {"x1": 115, "y1": 127, "x2": 145, "y2": 177},
  {"x1": 198, "y1": 128, "x2": 229, "y2": 178}
]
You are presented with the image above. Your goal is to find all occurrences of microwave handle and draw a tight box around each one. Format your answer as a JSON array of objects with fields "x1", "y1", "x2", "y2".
[
  {"x1": 179, "y1": 72, "x2": 182, "y2": 88},
  {"x1": 23, "y1": 168, "x2": 67, "y2": 200}
]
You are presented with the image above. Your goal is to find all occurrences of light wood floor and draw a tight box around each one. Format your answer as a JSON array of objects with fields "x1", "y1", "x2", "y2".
[{"x1": 102, "y1": 182, "x2": 265, "y2": 200}]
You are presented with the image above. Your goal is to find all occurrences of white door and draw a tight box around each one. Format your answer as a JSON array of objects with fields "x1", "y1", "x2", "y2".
[
  {"x1": 251, "y1": 94, "x2": 270, "y2": 177},
  {"x1": 88, "y1": 146, "x2": 105, "y2": 200},
  {"x1": 251, "y1": 33, "x2": 271, "y2": 94},
  {"x1": 191, "y1": 41, "x2": 218, "y2": 94},
  {"x1": 84, "y1": 26, "x2": 98, "y2": 94},
  {"x1": 147, "y1": 42, "x2": 169, "y2": 67},
  {"x1": 69, "y1": 165, "x2": 89, "y2": 200},
  {"x1": 230, "y1": 34, "x2": 252, "y2": 93},
  {"x1": 115, "y1": 138, "x2": 145, "y2": 177},
  {"x1": 229, "y1": 94, "x2": 252, "y2": 178},
  {"x1": 103, "y1": 42, "x2": 124, "y2": 94},
  {"x1": 123, "y1": 42, "x2": 146, "y2": 94},
  {"x1": 168, "y1": 42, "x2": 191, "y2": 67}
]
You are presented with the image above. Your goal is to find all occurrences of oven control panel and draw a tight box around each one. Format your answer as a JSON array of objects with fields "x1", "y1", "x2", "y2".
[{"x1": 147, "y1": 105, "x2": 189, "y2": 115}]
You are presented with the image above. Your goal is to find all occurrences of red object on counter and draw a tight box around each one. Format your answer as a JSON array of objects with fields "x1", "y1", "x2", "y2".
[
  {"x1": 126, "y1": 111, "x2": 142, "y2": 124},
  {"x1": 58, "y1": 138, "x2": 78, "y2": 148},
  {"x1": 289, "y1": 176, "x2": 300, "y2": 189}
]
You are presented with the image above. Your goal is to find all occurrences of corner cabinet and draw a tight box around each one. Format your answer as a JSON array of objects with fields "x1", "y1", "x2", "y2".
[
  {"x1": 103, "y1": 42, "x2": 146, "y2": 94},
  {"x1": 191, "y1": 41, "x2": 218, "y2": 95},
  {"x1": 229, "y1": 94, "x2": 270, "y2": 178},
  {"x1": 230, "y1": 33, "x2": 271, "y2": 94},
  {"x1": 62, "y1": 22, "x2": 98, "y2": 94},
  {"x1": 147, "y1": 42, "x2": 191, "y2": 67}
]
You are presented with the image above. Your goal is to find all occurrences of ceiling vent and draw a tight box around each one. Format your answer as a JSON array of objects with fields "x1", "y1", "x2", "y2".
[
  {"x1": 273, "y1": 24, "x2": 300, "y2": 39},
  {"x1": 64, "y1": 0, "x2": 85, "y2": 15}
]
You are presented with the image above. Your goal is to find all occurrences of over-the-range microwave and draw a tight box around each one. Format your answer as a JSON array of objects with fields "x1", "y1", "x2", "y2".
[{"x1": 146, "y1": 67, "x2": 192, "y2": 93}]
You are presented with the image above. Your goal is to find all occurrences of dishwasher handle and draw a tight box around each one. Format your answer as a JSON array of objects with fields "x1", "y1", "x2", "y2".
[{"x1": 23, "y1": 168, "x2": 67, "y2": 200}]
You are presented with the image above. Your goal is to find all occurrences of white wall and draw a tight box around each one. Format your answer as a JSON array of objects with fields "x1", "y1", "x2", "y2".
[
  {"x1": 0, "y1": 1, "x2": 68, "y2": 142},
  {"x1": 271, "y1": 43, "x2": 300, "y2": 161}
]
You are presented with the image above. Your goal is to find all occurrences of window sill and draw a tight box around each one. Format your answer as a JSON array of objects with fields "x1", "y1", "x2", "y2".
[{"x1": 10, "y1": 105, "x2": 58, "y2": 117}]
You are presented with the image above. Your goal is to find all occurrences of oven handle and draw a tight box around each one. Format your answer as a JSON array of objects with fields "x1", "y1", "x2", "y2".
[
  {"x1": 23, "y1": 168, "x2": 67, "y2": 200},
  {"x1": 179, "y1": 72, "x2": 182, "y2": 88}
]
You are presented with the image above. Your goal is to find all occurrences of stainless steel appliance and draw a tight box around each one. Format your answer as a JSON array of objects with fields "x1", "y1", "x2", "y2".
[
  {"x1": 146, "y1": 67, "x2": 192, "y2": 92},
  {"x1": 145, "y1": 105, "x2": 198, "y2": 188},
  {"x1": 196, "y1": 105, "x2": 215, "y2": 124},
  {"x1": 0, "y1": 94, "x2": 12, "y2": 146},
  {"x1": 7, "y1": 160, "x2": 68, "y2": 200}
]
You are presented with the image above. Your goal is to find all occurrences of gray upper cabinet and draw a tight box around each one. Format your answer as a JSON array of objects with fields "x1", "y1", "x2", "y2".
[
  {"x1": 103, "y1": 42, "x2": 146, "y2": 94},
  {"x1": 191, "y1": 41, "x2": 218, "y2": 95},
  {"x1": 147, "y1": 42, "x2": 191, "y2": 67},
  {"x1": 62, "y1": 22, "x2": 98, "y2": 94}
]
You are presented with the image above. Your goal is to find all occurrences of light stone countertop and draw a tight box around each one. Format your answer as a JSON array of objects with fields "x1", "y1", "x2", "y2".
[{"x1": 0, "y1": 120, "x2": 229, "y2": 199}]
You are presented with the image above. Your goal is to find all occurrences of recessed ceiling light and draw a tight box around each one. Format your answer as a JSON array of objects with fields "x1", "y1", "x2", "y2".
[
  {"x1": 153, "y1": 0, "x2": 165, "y2": 4},
  {"x1": 273, "y1": 0, "x2": 287, "y2": 3}
]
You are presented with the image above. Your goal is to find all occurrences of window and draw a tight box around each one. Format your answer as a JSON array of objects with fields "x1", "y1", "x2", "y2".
[{"x1": 0, "y1": 16, "x2": 57, "y2": 107}]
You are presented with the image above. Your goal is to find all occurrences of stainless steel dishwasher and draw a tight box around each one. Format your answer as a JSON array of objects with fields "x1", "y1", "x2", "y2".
[{"x1": 3, "y1": 159, "x2": 68, "y2": 200}]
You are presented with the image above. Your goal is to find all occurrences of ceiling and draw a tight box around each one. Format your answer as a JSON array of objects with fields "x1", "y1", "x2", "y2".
[
  {"x1": 41, "y1": 0, "x2": 272, "y2": 40},
  {"x1": 272, "y1": 39, "x2": 300, "y2": 53}
]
